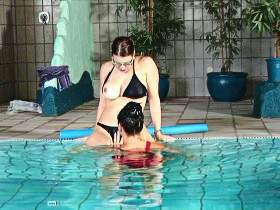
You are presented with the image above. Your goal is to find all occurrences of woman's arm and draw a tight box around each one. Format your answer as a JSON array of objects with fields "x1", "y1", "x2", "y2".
[
  {"x1": 95, "y1": 63, "x2": 109, "y2": 125},
  {"x1": 145, "y1": 57, "x2": 176, "y2": 141},
  {"x1": 145, "y1": 57, "x2": 161, "y2": 131}
]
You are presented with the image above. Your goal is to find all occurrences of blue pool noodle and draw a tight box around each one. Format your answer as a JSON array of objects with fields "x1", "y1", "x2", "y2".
[
  {"x1": 59, "y1": 123, "x2": 208, "y2": 139},
  {"x1": 60, "y1": 128, "x2": 93, "y2": 139}
]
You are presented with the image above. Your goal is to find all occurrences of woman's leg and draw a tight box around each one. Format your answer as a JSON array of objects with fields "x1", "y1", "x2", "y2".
[{"x1": 86, "y1": 126, "x2": 112, "y2": 146}]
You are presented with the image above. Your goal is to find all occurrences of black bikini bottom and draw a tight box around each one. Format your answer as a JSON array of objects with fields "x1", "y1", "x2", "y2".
[{"x1": 97, "y1": 122, "x2": 118, "y2": 141}]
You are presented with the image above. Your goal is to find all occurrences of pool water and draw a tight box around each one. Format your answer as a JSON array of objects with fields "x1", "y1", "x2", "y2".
[{"x1": 0, "y1": 138, "x2": 279, "y2": 210}]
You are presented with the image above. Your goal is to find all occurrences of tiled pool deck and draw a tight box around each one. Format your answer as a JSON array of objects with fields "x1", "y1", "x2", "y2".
[{"x1": 1, "y1": 98, "x2": 280, "y2": 140}]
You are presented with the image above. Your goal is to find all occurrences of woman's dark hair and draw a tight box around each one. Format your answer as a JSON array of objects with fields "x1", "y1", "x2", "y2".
[
  {"x1": 112, "y1": 36, "x2": 134, "y2": 56},
  {"x1": 117, "y1": 102, "x2": 144, "y2": 136}
]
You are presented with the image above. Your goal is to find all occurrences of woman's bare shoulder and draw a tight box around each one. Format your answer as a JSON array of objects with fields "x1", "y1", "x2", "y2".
[
  {"x1": 151, "y1": 141, "x2": 165, "y2": 150},
  {"x1": 100, "y1": 61, "x2": 113, "y2": 76},
  {"x1": 136, "y1": 56, "x2": 155, "y2": 65},
  {"x1": 135, "y1": 56, "x2": 157, "y2": 75}
]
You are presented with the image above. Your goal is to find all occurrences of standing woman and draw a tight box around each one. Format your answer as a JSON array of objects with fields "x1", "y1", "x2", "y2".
[{"x1": 87, "y1": 36, "x2": 174, "y2": 146}]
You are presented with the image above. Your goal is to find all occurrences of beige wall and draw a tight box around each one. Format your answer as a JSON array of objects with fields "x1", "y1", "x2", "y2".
[
  {"x1": 13, "y1": 0, "x2": 60, "y2": 101},
  {"x1": 0, "y1": 0, "x2": 60, "y2": 103},
  {"x1": 0, "y1": 0, "x2": 15, "y2": 103}
]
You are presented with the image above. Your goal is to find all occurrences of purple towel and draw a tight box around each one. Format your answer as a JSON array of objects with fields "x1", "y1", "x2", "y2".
[{"x1": 37, "y1": 65, "x2": 71, "y2": 91}]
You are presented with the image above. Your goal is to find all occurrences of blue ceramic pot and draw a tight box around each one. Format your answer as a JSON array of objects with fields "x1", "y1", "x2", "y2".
[
  {"x1": 207, "y1": 72, "x2": 248, "y2": 102},
  {"x1": 267, "y1": 58, "x2": 280, "y2": 82},
  {"x1": 159, "y1": 74, "x2": 169, "y2": 101}
]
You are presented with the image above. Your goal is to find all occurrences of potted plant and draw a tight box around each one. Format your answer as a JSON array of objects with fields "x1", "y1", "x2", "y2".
[
  {"x1": 243, "y1": 0, "x2": 280, "y2": 82},
  {"x1": 202, "y1": 0, "x2": 248, "y2": 102},
  {"x1": 116, "y1": 0, "x2": 185, "y2": 100}
]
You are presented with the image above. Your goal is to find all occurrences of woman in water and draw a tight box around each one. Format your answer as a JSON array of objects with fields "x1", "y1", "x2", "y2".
[
  {"x1": 114, "y1": 101, "x2": 166, "y2": 152},
  {"x1": 87, "y1": 36, "x2": 175, "y2": 146},
  {"x1": 112, "y1": 101, "x2": 176, "y2": 169}
]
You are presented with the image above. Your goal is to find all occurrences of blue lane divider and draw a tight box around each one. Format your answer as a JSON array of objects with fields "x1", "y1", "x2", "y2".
[{"x1": 60, "y1": 123, "x2": 208, "y2": 139}]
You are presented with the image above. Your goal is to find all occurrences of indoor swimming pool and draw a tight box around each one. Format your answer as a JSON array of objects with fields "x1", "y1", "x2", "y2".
[{"x1": 0, "y1": 138, "x2": 279, "y2": 210}]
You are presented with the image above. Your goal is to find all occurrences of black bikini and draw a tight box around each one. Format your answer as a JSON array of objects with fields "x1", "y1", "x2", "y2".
[
  {"x1": 97, "y1": 122, "x2": 118, "y2": 140},
  {"x1": 98, "y1": 61, "x2": 148, "y2": 140},
  {"x1": 102, "y1": 61, "x2": 147, "y2": 99}
]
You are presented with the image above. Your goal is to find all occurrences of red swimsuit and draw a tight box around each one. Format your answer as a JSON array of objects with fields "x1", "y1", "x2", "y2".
[{"x1": 113, "y1": 141, "x2": 162, "y2": 168}]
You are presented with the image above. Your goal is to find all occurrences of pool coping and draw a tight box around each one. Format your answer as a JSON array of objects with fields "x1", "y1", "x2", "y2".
[{"x1": 1, "y1": 136, "x2": 280, "y2": 142}]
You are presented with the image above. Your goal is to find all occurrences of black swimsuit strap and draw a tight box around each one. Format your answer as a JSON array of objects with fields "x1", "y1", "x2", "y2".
[
  {"x1": 102, "y1": 66, "x2": 114, "y2": 92},
  {"x1": 133, "y1": 60, "x2": 135, "y2": 74}
]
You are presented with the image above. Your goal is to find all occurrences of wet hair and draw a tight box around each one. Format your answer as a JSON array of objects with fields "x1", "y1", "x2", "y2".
[
  {"x1": 111, "y1": 36, "x2": 134, "y2": 56},
  {"x1": 117, "y1": 102, "x2": 144, "y2": 136}
]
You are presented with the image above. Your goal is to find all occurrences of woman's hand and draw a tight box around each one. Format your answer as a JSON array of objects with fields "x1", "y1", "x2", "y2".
[{"x1": 155, "y1": 131, "x2": 176, "y2": 141}]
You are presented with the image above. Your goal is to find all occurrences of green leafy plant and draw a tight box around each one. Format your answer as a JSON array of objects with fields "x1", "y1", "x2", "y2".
[
  {"x1": 202, "y1": 0, "x2": 242, "y2": 72},
  {"x1": 116, "y1": 0, "x2": 185, "y2": 74},
  {"x1": 243, "y1": 0, "x2": 280, "y2": 57}
]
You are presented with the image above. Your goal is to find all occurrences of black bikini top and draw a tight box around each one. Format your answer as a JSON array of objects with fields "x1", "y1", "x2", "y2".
[{"x1": 102, "y1": 61, "x2": 147, "y2": 99}]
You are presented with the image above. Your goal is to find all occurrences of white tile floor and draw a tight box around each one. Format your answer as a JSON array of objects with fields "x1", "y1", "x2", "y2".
[{"x1": 1, "y1": 98, "x2": 280, "y2": 140}]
